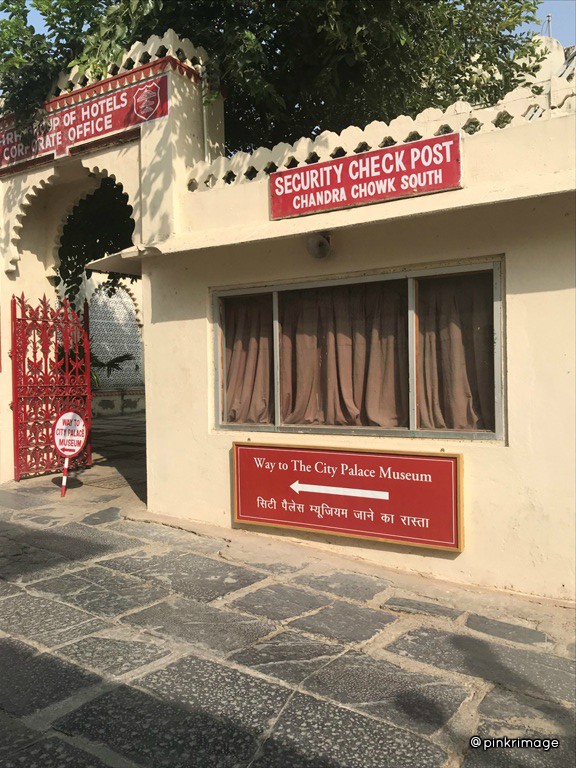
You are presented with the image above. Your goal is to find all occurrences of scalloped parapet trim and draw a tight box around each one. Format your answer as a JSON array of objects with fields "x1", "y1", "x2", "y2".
[
  {"x1": 52, "y1": 29, "x2": 206, "y2": 98},
  {"x1": 188, "y1": 63, "x2": 575, "y2": 193}
]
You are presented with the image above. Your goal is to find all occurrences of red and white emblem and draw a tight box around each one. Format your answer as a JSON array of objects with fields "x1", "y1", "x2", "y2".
[{"x1": 133, "y1": 81, "x2": 161, "y2": 121}]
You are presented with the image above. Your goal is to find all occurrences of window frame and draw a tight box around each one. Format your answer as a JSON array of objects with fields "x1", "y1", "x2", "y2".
[{"x1": 213, "y1": 259, "x2": 504, "y2": 441}]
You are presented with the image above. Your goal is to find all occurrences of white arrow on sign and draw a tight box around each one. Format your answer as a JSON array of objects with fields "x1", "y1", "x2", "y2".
[{"x1": 290, "y1": 480, "x2": 389, "y2": 500}]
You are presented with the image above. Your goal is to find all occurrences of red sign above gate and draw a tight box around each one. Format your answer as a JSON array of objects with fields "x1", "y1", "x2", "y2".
[
  {"x1": 0, "y1": 73, "x2": 169, "y2": 171},
  {"x1": 270, "y1": 134, "x2": 461, "y2": 219},
  {"x1": 234, "y1": 444, "x2": 462, "y2": 551}
]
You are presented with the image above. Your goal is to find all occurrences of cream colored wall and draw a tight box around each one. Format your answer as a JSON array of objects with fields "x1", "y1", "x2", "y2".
[
  {"x1": 143, "y1": 192, "x2": 575, "y2": 599},
  {"x1": 0, "y1": 60, "x2": 210, "y2": 483}
]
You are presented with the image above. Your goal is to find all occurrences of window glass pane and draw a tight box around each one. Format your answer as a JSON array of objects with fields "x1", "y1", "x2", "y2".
[
  {"x1": 279, "y1": 281, "x2": 408, "y2": 427},
  {"x1": 222, "y1": 294, "x2": 274, "y2": 424},
  {"x1": 417, "y1": 272, "x2": 494, "y2": 431}
]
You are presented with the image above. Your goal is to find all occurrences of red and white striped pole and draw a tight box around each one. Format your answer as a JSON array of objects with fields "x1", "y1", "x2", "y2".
[
  {"x1": 53, "y1": 411, "x2": 87, "y2": 499},
  {"x1": 61, "y1": 457, "x2": 70, "y2": 497}
]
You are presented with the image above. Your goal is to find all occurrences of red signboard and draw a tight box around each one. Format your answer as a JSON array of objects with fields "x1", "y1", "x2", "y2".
[
  {"x1": 234, "y1": 444, "x2": 462, "y2": 551},
  {"x1": 270, "y1": 133, "x2": 461, "y2": 220},
  {"x1": 0, "y1": 74, "x2": 169, "y2": 171}
]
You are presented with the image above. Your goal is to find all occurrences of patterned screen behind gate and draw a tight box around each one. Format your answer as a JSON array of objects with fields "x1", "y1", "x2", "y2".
[{"x1": 11, "y1": 294, "x2": 92, "y2": 480}]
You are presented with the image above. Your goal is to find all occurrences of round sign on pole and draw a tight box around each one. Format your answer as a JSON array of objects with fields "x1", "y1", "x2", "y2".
[{"x1": 53, "y1": 411, "x2": 87, "y2": 458}]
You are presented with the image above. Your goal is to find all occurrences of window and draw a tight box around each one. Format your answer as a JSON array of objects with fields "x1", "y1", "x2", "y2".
[{"x1": 216, "y1": 263, "x2": 501, "y2": 439}]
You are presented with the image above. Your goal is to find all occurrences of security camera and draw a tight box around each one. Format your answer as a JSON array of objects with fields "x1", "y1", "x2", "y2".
[{"x1": 306, "y1": 232, "x2": 332, "y2": 259}]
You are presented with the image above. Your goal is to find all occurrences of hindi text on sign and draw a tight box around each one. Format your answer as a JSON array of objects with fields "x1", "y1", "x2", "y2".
[{"x1": 235, "y1": 444, "x2": 462, "y2": 551}]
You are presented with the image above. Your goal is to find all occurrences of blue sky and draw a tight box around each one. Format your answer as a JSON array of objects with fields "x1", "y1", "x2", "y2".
[
  {"x1": 522, "y1": 0, "x2": 576, "y2": 46},
  {"x1": 5, "y1": 1, "x2": 576, "y2": 48}
]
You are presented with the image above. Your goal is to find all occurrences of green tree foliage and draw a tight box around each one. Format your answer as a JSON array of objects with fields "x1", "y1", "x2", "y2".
[
  {"x1": 56, "y1": 177, "x2": 135, "y2": 308},
  {"x1": 1, "y1": 1, "x2": 545, "y2": 300},
  {"x1": 1, "y1": 0, "x2": 545, "y2": 153},
  {"x1": 0, "y1": 0, "x2": 108, "y2": 132}
]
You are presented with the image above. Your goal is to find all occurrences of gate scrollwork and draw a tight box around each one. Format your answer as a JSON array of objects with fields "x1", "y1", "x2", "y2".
[{"x1": 11, "y1": 294, "x2": 92, "y2": 480}]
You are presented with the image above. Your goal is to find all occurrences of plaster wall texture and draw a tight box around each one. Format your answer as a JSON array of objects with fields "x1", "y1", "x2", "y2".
[
  {"x1": 178, "y1": 117, "x2": 575, "y2": 247},
  {"x1": 142, "y1": 192, "x2": 575, "y2": 600}
]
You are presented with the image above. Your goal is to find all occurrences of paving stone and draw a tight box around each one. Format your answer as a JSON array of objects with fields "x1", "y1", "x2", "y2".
[
  {"x1": 57, "y1": 635, "x2": 172, "y2": 676},
  {"x1": 96, "y1": 549, "x2": 162, "y2": 574},
  {"x1": 0, "y1": 581, "x2": 21, "y2": 600},
  {"x1": 88, "y1": 494, "x2": 120, "y2": 505},
  {"x1": 294, "y1": 571, "x2": 390, "y2": 601},
  {"x1": 231, "y1": 631, "x2": 344, "y2": 684},
  {"x1": 228, "y1": 583, "x2": 331, "y2": 621},
  {"x1": 222, "y1": 542, "x2": 311, "y2": 575},
  {"x1": 105, "y1": 550, "x2": 265, "y2": 602},
  {"x1": 3, "y1": 484, "x2": 55, "y2": 496},
  {"x1": 12, "y1": 514, "x2": 60, "y2": 527},
  {"x1": 251, "y1": 692, "x2": 447, "y2": 768},
  {"x1": 247, "y1": 561, "x2": 304, "y2": 574},
  {"x1": 123, "y1": 597, "x2": 275, "y2": 652},
  {"x1": 0, "y1": 637, "x2": 101, "y2": 716},
  {"x1": 304, "y1": 651, "x2": 470, "y2": 734},
  {"x1": 0, "y1": 539, "x2": 72, "y2": 583},
  {"x1": 0, "y1": 592, "x2": 109, "y2": 648},
  {"x1": 109, "y1": 520, "x2": 223, "y2": 553},
  {"x1": 30, "y1": 566, "x2": 169, "y2": 617},
  {"x1": 384, "y1": 596, "x2": 463, "y2": 619},
  {"x1": 137, "y1": 654, "x2": 291, "y2": 735},
  {"x1": 13, "y1": 523, "x2": 141, "y2": 560},
  {"x1": 288, "y1": 601, "x2": 396, "y2": 644},
  {"x1": 462, "y1": 720, "x2": 575, "y2": 767},
  {"x1": 0, "y1": 491, "x2": 51, "y2": 510},
  {"x1": 466, "y1": 614, "x2": 549, "y2": 645},
  {"x1": 55, "y1": 685, "x2": 259, "y2": 768},
  {"x1": 81, "y1": 507, "x2": 121, "y2": 526},
  {"x1": 478, "y1": 687, "x2": 575, "y2": 733},
  {"x1": 80, "y1": 476, "x2": 130, "y2": 489},
  {"x1": 0, "y1": 710, "x2": 39, "y2": 757},
  {"x1": 0, "y1": 737, "x2": 111, "y2": 767},
  {"x1": 387, "y1": 627, "x2": 576, "y2": 703}
]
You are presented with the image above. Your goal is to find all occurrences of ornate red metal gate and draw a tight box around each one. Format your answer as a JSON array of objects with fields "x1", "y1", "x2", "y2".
[{"x1": 11, "y1": 294, "x2": 92, "y2": 480}]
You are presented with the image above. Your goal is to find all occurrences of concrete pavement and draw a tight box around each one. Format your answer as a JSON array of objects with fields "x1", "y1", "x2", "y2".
[{"x1": 0, "y1": 416, "x2": 574, "y2": 767}]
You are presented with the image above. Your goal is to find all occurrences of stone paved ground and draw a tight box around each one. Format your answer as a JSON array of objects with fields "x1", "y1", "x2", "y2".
[{"x1": 0, "y1": 415, "x2": 574, "y2": 767}]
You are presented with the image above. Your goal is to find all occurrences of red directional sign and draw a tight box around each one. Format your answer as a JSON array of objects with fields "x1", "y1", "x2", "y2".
[
  {"x1": 234, "y1": 444, "x2": 462, "y2": 551},
  {"x1": 270, "y1": 133, "x2": 461, "y2": 220}
]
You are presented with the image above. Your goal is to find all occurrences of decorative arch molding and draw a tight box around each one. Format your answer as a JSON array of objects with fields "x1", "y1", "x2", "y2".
[
  {"x1": 3, "y1": 169, "x2": 57, "y2": 273},
  {"x1": 4, "y1": 163, "x2": 100, "y2": 275},
  {"x1": 4, "y1": 153, "x2": 140, "y2": 278},
  {"x1": 54, "y1": 170, "x2": 135, "y2": 269}
]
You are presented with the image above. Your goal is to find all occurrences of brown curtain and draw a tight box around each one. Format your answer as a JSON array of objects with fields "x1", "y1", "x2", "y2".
[
  {"x1": 418, "y1": 273, "x2": 494, "y2": 431},
  {"x1": 280, "y1": 281, "x2": 408, "y2": 427},
  {"x1": 224, "y1": 295, "x2": 273, "y2": 423}
]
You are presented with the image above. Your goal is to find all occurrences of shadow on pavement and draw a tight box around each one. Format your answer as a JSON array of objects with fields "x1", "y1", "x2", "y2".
[
  {"x1": 0, "y1": 636, "x2": 341, "y2": 768},
  {"x1": 81, "y1": 415, "x2": 147, "y2": 504}
]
